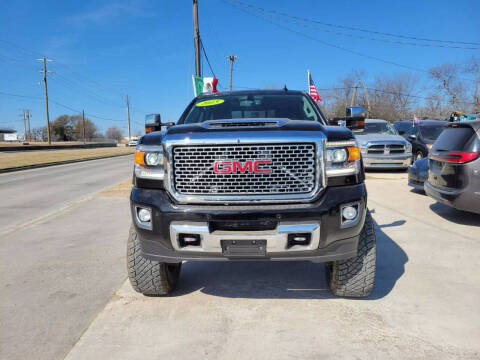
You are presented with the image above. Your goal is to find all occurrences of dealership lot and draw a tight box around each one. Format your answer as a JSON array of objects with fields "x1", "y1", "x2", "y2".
[{"x1": 1, "y1": 164, "x2": 480, "y2": 360}]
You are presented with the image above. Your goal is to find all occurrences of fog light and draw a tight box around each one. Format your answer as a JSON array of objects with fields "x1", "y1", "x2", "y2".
[
  {"x1": 138, "y1": 208, "x2": 151, "y2": 222},
  {"x1": 342, "y1": 206, "x2": 357, "y2": 220},
  {"x1": 287, "y1": 233, "x2": 311, "y2": 248},
  {"x1": 179, "y1": 233, "x2": 201, "y2": 247}
]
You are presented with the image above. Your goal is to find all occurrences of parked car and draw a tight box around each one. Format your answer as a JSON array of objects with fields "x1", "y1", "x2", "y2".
[
  {"x1": 129, "y1": 90, "x2": 377, "y2": 298},
  {"x1": 128, "y1": 138, "x2": 138, "y2": 147},
  {"x1": 393, "y1": 120, "x2": 414, "y2": 135},
  {"x1": 404, "y1": 120, "x2": 447, "y2": 161},
  {"x1": 355, "y1": 119, "x2": 412, "y2": 169},
  {"x1": 425, "y1": 120, "x2": 480, "y2": 214},
  {"x1": 408, "y1": 157, "x2": 428, "y2": 191}
]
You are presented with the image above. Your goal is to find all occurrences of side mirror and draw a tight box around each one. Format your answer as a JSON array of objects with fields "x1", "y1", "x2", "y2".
[
  {"x1": 409, "y1": 134, "x2": 417, "y2": 140},
  {"x1": 345, "y1": 106, "x2": 365, "y2": 130},
  {"x1": 145, "y1": 114, "x2": 174, "y2": 133}
]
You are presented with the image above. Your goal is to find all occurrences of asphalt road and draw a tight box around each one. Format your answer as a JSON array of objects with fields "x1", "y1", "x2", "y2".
[
  {"x1": 0, "y1": 155, "x2": 133, "y2": 236},
  {"x1": 0, "y1": 157, "x2": 133, "y2": 360}
]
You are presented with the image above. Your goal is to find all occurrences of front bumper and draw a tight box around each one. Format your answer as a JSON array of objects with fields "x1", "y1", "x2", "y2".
[
  {"x1": 408, "y1": 168, "x2": 427, "y2": 190},
  {"x1": 130, "y1": 184, "x2": 367, "y2": 262},
  {"x1": 362, "y1": 154, "x2": 412, "y2": 169}
]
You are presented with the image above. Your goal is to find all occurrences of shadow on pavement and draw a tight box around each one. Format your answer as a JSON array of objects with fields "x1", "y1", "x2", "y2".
[
  {"x1": 365, "y1": 168, "x2": 408, "y2": 174},
  {"x1": 172, "y1": 216, "x2": 408, "y2": 300},
  {"x1": 429, "y1": 202, "x2": 480, "y2": 227}
]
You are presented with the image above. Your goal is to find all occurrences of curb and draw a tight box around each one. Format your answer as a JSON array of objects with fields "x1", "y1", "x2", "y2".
[
  {"x1": 0, "y1": 153, "x2": 133, "y2": 174},
  {"x1": 0, "y1": 143, "x2": 117, "y2": 152}
]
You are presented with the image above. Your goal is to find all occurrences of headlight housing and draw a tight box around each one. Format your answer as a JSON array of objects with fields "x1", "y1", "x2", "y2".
[
  {"x1": 134, "y1": 146, "x2": 165, "y2": 181},
  {"x1": 405, "y1": 142, "x2": 412, "y2": 153},
  {"x1": 325, "y1": 141, "x2": 361, "y2": 177}
]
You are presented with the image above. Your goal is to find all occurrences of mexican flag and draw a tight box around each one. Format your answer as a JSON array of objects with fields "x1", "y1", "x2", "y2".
[{"x1": 193, "y1": 76, "x2": 218, "y2": 96}]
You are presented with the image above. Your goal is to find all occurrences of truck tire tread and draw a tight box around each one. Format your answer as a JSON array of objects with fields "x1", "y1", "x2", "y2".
[
  {"x1": 326, "y1": 209, "x2": 376, "y2": 297},
  {"x1": 127, "y1": 225, "x2": 181, "y2": 296}
]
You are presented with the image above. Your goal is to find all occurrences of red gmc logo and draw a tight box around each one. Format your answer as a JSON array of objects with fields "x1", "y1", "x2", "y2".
[{"x1": 214, "y1": 160, "x2": 272, "y2": 174}]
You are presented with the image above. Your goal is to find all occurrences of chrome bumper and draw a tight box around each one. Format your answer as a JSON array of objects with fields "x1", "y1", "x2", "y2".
[
  {"x1": 170, "y1": 222, "x2": 320, "y2": 253},
  {"x1": 362, "y1": 154, "x2": 412, "y2": 168}
]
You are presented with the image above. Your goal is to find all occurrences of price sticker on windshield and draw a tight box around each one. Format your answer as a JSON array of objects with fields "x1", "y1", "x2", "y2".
[{"x1": 196, "y1": 99, "x2": 225, "y2": 107}]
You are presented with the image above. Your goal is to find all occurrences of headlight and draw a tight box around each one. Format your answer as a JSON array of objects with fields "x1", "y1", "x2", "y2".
[
  {"x1": 145, "y1": 152, "x2": 160, "y2": 166},
  {"x1": 325, "y1": 141, "x2": 361, "y2": 177},
  {"x1": 326, "y1": 148, "x2": 348, "y2": 163},
  {"x1": 134, "y1": 146, "x2": 165, "y2": 180},
  {"x1": 405, "y1": 142, "x2": 412, "y2": 152}
]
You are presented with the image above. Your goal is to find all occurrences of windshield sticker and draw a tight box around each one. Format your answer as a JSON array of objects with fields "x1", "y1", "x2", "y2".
[{"x1": 196, "y1": 99, "x2": 225, "y2": 107}]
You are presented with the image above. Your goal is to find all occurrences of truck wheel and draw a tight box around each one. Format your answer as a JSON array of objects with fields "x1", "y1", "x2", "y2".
[
  {"x1": 326, "y1": 210, "x2": 376, "y2": 298},
  {"x1": 127, "y1": 225, "x2": 181, "y2": 296}
]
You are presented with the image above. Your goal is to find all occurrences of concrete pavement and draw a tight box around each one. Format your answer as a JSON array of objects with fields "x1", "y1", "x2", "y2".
[
  {"x1": 2, "y1": 165, "x2": 480, "y2": 359},
  {"x1": 0, "y1": 155, "x2": 133, "y2": 236},
  {"x1": 63, "y1": 174, "x2": 480, "y2": 360}
]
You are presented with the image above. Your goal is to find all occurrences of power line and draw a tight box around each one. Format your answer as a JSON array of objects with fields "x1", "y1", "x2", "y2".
[
  {"x1": 226, "y1": 2, "x2": 477, "y2": 83},
  {"x1": 200, "y1": 39, "x2": 217, "y2": 78},
  {"x1": 0, "y1": 90, "x2": 41, "y2": 100},
  {"x1": 227, "y1": 0, "x2": 480, "y2": 47},
  {"x1": 52, "y1": 73, "x2": 124, "y2": 108},
  {"x1": 234, "y1": 4, "x2": 480, "y2": 50}
]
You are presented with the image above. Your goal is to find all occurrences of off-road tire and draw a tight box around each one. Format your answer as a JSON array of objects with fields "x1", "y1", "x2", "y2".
[
  {"x1": 326, "y1": 209, "x2": 376, "y2": 297},
  {"x1": 415, "y1": 151, "x2": 424, "y2": 161},
  {"x1": 127, "y1": 225, "x2": 181, "y2": 296}
]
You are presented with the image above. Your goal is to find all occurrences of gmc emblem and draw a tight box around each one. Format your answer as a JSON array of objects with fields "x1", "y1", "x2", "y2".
[{"x1": 214, "y1": 160, "x2": 272, "y2": 174}]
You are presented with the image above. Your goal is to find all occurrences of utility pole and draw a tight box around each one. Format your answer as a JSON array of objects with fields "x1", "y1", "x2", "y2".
[
  {"x1": 126, "y1": 95, "x2": 131, "y2": 141},
  {"x1": 228, "y1": 55, "x2": 238, "y2": 91},
  {"x1": 359, "y1": 81, "x2": 371, "y2": 117},
  {"x1": 193, "y1": 0, "x2": 201, "y2": 77},
  {"x1": 350, "y1": 84, "x2": 358, "y2": 106},
  {"x1": 37, "y1": 57, "x2": 53, "y2": 144},
  {"x1": 21, "y1": 109, "x2": 27, "y2": 141},
  {"x1": 82, "y1": 109, "x2": 86, "y2": 144},
  {"x1": 26, "y1": 110, "x2": 31, "y2": 141}
]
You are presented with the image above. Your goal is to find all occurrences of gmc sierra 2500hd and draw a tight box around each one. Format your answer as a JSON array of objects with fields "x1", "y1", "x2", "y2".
[{"x1": 128, "y1": 90, "x2": 376, "y2": 298}]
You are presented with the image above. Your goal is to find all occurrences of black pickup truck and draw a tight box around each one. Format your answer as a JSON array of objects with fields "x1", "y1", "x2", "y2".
[{"x1": 128, "y1": 90, "x2": 376, "y2": 298}]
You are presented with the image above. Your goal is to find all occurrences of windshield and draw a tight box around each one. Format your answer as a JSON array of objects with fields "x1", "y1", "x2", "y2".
[
  {"x1": 419, "y1": 125, "x2": 445, "y2": 140},
  {"x1": 181, "y1": 94, "x2": 321, "y2": 124},
  {"x1": 357, "y1": 122, "x2": 398, "y2": 135}
]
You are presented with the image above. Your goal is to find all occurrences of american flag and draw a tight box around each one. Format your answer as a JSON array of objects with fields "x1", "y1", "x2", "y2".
[
  {"x1": 413, "y1": 114, "x2": 420, "y2": 125},
  {"x1": 308, "y1": 71, "x2": 322, "y2": 102}
]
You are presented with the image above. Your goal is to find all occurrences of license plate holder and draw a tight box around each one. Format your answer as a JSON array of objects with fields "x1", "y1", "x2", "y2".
[{"x1": 221, "y1": 240, "x2": 267, "y2": 258}]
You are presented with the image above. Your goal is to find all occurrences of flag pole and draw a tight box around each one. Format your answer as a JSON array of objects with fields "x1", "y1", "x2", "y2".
[{"x1": 307, "y1": 69, "x2": 310, "y2": 91}]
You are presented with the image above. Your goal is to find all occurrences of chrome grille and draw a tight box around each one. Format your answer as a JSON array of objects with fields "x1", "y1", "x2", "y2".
[
  {"x1": 172, "y1": 143, "x2": 316, "y2": 195},
  {"x1": 367, "y1": 143, "x2": 405, "y2": 155}
]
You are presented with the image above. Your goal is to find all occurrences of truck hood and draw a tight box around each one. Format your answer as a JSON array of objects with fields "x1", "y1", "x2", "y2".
[
  {"x1": 354, "y1": 133, "x2": 407, "y2": 145},
  {"x1": 141, "y1": 119, "x2": 355, "y2": 146}
]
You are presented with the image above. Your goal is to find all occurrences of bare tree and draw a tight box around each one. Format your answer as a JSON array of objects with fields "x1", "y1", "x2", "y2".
[
  {"x1": 429, "y1": 63, "x2": 466, "y2": 108},
  {"x1": 105, "y1": 126, "x2": 123, "y2": 142},
  {"x1": 388, "y1": 73, "x2": 419, "y2": 119},
  {"x1": 464, "y1": 56, "x2": 480, "y2": 113},
  {"x1": 73, "y1": 117, "x2": 97, "y2": 141}
]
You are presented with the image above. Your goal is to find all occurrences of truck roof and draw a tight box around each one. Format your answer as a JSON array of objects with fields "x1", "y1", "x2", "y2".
[{"x1": 196, "y1": 89, "x2": 306, "y2": 98}]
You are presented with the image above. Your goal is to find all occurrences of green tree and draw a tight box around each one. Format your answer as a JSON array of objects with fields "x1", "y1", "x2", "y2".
[{"x1": 52, "y1": 115, "x2": 75, "y2": 141}]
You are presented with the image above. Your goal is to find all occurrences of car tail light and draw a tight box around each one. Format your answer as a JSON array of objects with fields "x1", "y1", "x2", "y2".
[{"x1": 430, "y1": 152, "x2": 478, "y2": 164}]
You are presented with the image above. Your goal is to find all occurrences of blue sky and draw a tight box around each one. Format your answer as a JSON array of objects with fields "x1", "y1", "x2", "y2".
[{"x1": 1, "y1": 0, "x2": 479, "y2": 135}]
